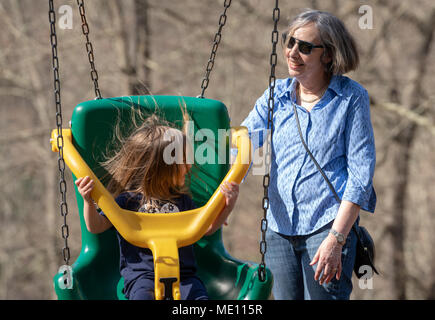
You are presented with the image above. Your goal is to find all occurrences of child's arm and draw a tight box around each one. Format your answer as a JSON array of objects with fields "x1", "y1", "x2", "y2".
[
  {"x1": 75, "y1": 176, "x2": 113, "y2": 234},
  {"x1": 205, "y1": 181, "x2": 239, "y2": 236}
]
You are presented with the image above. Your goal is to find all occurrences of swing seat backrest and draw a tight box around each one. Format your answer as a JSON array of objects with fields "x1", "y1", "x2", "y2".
[{"x1": 53, "y1": 95, "x2": 272, "y2": 300}]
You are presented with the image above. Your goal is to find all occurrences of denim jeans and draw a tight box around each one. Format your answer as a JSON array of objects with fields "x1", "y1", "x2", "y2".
[{"x1": 265, "y1": 221, "x2": 357, "y2": 300}]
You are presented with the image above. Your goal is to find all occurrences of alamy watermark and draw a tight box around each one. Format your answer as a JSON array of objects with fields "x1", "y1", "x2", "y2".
[
  {"x1": 59, "y1": 4, "x2": 374, "y2": 31},
  {"x1": 358, "y1": 265, "x2": 375, "y2": 290},
  {"x1": 162, "y1": 122, "x2": 270, "y2": 176},
  {"x1": 58, "y1": 5, "x2": 73, "y2": 30},
  {"x1": 359, "y1": 5, "x2": 374, "y2": 30},
  {"x1": 58, "y1": 264, "x2": 73, "y2": 289}
]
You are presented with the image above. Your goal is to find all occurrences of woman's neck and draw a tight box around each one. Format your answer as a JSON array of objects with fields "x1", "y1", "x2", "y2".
[
  {"x1": 295, "y1": 75, "x2": 331, "y2": 111},
  {"x1": 298, "y1": 75, "x2": 331, "y2": 96}
]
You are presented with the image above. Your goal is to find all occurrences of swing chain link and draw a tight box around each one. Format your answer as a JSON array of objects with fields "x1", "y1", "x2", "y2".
[
  {"x1": 49, "y1": 0, "x2": 71, "y2": 266},
  {"x1": 259, "y1": 0, "x2": 280, "y2": 283},
  {"x1": 199, "y1": 0, "x2": 232, "y2": 98},
  {"x1": 77, "y1": 0, "x2": 102, "y2": 99}
]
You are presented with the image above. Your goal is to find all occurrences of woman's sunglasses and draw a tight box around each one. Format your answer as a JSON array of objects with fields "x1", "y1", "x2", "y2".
[{"x1": 282, "y1": 33, "x2": 324, "y2": 55}]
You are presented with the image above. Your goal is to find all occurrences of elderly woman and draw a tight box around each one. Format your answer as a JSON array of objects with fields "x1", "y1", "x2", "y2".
[{"x1": 241, "y1": 10, "x2": 376, "y2": 299}]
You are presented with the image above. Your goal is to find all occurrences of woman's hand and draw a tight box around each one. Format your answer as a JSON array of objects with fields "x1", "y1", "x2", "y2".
[
  {"x1": 75, "y1": 176, "x2": 94, "y2": 203},
  {"x1": 309, "y1": 233, "x2": 343, "y2": 285},
  {"x1": 220, "y1": 181, "x2": 239, "y2": 222},
  {"x1": 205, "y1": 181, "x2": 239, "y2": 235},
  {"x1": 309, "y1": 201, "x2": 360, "y2": 285}
]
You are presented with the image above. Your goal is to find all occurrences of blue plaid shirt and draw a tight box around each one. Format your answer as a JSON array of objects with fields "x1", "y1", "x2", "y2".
[{"x1": 241, "y1": 75, "x2": 376, "y2": 236}]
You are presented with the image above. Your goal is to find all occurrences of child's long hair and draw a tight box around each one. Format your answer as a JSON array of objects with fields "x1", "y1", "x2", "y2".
[{"x1": 102, "y1": 109, "x2": 191, "y2": 208}]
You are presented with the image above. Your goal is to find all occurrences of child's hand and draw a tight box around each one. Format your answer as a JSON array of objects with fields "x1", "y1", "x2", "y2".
[
  {"x1": 220, "y1": 181, "x2": 239, "y2": 215},
  {"x1": 75, "y1": 176, "x2": 94, "y2": 202}
]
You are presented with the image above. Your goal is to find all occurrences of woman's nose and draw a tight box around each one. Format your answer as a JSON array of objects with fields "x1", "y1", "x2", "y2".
[{"x1": 288, "y1": 44, "x2": 300, "y2": 59}]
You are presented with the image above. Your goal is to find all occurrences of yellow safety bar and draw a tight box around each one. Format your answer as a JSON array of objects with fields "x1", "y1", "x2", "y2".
[{"x1": 51, "y1": 126, "x2": 251, "y2": 300}]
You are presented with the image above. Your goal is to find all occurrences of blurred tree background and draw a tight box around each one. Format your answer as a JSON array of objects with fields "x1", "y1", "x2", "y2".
[{"x1": 0, "y1": 0, "x2": 434, "y2": 299}]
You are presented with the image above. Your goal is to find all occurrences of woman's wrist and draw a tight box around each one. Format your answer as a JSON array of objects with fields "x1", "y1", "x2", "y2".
[
  {"x1": 83, "y1": 198, "x2": 93, "y2": 206},
  {"x1": 327, "y1": 232, "x2": 346, "y2": 247},
  {"x1": 332, "y1": 200, "x2": 360, "y2": 237}
]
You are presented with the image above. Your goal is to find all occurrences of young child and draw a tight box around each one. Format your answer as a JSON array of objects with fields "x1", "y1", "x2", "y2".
[{"x1": 75, "y1": 115, "x2": 239, "y2": 300}]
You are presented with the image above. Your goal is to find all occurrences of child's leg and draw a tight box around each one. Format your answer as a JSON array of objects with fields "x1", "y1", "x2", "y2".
[
  {"x1": 180, "y1": 276, "x2": 209, "y2": 300},
  {"x1": 128, "y1": 275, "x2": 208, "y2": 300},
  {"x1": 127, "y1": 277, "x2": 155, "y2": 300}
]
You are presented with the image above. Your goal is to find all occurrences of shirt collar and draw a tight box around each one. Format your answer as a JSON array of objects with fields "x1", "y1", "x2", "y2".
[
  {"x1": 328, "y1": 75, "x2": 344, "y2": 97},
  {"x1": 280, "y1": 75, "x2": 344, "y2": 100}
]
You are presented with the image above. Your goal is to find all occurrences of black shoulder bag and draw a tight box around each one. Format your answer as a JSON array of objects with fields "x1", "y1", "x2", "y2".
[{"x1": 292, "y1": 102, "x2": 379, "y2": 279}]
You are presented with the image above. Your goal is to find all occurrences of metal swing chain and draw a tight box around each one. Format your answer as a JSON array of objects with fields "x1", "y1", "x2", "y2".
[
  {"x1": 258, "y1": 0, "x2": 280, "y2": 283},
  {"x1": 49, "y1": 0, "x2": 71, "y2": 267},
  {"x1": 77, "y1": 0, "x2": 102, "y2": 99},
  {"x1": 199, "y1": 0, "x2": 232, "y2": 98}
]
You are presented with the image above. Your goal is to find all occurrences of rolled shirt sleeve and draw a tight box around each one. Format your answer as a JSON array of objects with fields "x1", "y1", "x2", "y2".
[
  {"x1": 342, "y1": 88, "x2": 376, "y2": 212},
  {"x1": 241, "y1": 88, "x2": 271, "y2": 151}
]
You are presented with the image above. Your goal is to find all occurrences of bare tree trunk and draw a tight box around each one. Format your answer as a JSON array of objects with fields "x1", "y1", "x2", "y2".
[
  {"x1": 108, "y1": 0, "x2": 151, "y2": 95},
  {"x1": 388, "y1": 126, "x2": 415, "y2": 299},
  {"x1": 133, "y1": 0, "x2": 152, "y2": 94},
  {"x1": 385, "y1": 8, "x2": 435, "y2": 300},
  {"x1": 45, "y1": 159, "x2": 58, "y2": 300},
  {"x1": 8, "y1": 0, "x2": 59, "y2": 298}
]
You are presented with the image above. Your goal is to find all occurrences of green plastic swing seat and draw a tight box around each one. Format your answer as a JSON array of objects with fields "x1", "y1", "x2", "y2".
[{"x1": 52, "y1": 95, "x2": 272, "y2": 300}]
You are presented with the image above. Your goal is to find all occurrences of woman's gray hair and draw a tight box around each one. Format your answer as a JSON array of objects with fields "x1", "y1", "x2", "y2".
[{"x1": 283, "y1": 9, "x2": 359, "y2": 75}]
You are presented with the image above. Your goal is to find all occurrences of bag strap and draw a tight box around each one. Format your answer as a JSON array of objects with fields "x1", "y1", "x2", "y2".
[
  {"x1": 292, "y1": 102, "x2": 382, "y2": 277},
  {"x1": 291, "y1": 102, "x2": 357, "y2": 234},
  {"x1": 292, "y1": 102, "x2": 379, "y2": 275}
]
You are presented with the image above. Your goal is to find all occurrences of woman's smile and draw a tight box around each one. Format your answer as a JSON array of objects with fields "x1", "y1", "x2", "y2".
[{"x1": 289, "y1": 60, "x2": 304, "y2": 70}]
